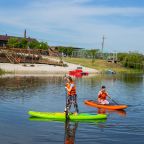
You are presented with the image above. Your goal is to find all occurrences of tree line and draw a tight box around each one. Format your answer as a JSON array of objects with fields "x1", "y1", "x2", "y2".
[
  {"x1": 117, "y1": 52, "x2": 144, "y2": 69},
  {"x1": 57, "y1": 46, "x2": 100, "y2": 58},
  {"x1": 7, "y1": 38, "x2": 100, "y2": 58},
  {"x1": 7, "y1": 37, "x2": 49, "y2": 50},
  {"x1": 6, "y1": 37, "x2": 144, "y2": 70},
  {"x1": 58, "y1": 47, "x2": 144, "y2": 70}
]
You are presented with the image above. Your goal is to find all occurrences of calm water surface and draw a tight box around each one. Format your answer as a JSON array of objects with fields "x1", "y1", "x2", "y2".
[{"x1": 0, "y1": 74, "x2": 144, "y2": 144}]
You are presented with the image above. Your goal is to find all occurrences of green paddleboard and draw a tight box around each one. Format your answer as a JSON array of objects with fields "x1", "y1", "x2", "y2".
[
  {"x1": 28, "y1": 111, "x2": 107, "y2": 120},
  {"x1": 29, "y1": 117, "x2": 107, "y2": 123}
]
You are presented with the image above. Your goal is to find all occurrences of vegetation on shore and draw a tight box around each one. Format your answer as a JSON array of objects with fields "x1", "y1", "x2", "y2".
[
  {"x1": 60, "y1": 50, "x2": 144, "y2": 74},
  {"x1": 0, "y1": 68, "x2": 5, "y2": 75},
  {"x1": 63, "y1": 57, "x2": 143, "y2": 74},
  {"x1": 117, "y1": 52, "x2": 144, "y2": 69},
  {"x1": 1, "y1": 39, "x2": 144, "y2": 74},
  {"x1": 57, "y1": 46, "x2": 74, "y2": 57},
  {"x1": 7, "y1": 37, "x2": 49, "y2": 50}
]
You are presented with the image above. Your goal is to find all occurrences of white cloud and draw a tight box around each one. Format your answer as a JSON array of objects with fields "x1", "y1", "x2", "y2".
[{"x1": 0, "y1": 0, "x2": 144, "y2": 52}]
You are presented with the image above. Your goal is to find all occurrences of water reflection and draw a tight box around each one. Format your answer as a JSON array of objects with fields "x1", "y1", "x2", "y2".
[
  {"x1": 0, "y1": 74, "x2": 144, "y2": 144},
  {"x1": 97, "y1": 108, "x2": 127, "y2": 117},
  {"x1": 119, "y1": 74, "x2": 144, "y2": 84},
  {"x1": 0, "y1": 74, "x2": 143, "y2": 91},
  {"x1": 64, "y1": 119, "x2": 107, "y2": 144},
  {"x1": 29, "y1": 117, "x2": 107, "y2": 144},
  {"x1": 0, "y1": 76, "x2": 64, "y2": 90},
  {"x1": 64, "y1": 120, "x2": 78, "y2": 144},
  {"x1": 0, "y1": 76, "x2": 65, "y2": 101},
  {"x1": 78, "y1": 74, "x2": 143, "y2": 88}
]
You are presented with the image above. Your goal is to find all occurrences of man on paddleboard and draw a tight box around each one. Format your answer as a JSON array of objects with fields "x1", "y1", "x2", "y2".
[
  {"x1": 97, "y1": 86, "x2": 109, "y2": 105},
  {"x1": 64, "y1": 76, "x2": 79, "y2": 115}
]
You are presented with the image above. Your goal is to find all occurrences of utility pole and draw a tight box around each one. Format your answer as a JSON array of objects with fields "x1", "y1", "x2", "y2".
[
  {"x1": 24, "y1": 29, "x2": 26, "y2": 38},
  {"x1": 101, "y1": 35, "x2": 105, "y2": 53},
  {"x1": 101, "y1": 35, "x2": 105, "y2": 58}
]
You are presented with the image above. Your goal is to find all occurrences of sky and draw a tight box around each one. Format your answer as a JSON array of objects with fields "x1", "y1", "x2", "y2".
[{"x1": 0, "y1": 0, "x2": 144, "y2": 53}]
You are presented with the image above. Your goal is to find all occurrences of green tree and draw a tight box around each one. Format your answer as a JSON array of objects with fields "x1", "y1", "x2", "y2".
[
  {"x1": 86, "y1": 49, "x2": 99, "y2": 64},
  {"x1": 117, "y1": 53, "x2": 128, "y2": 61},
  {"x1": 19, "y1": 38, "x2": 28, "y2": 48},
  {"x1": 38, "y1": 42, "x2": 49, "y2": 50},
  {"x1": 66, "y1": 47, "x2": 73, "y2": 57},
  {"x1": 118, "y1": 52, "x2": 144, "y2": 69},
  {"x1": 124, "y1": 53, "x2": 144, "y2": 69},
  {"x1": 28, "y1": 41, "x2": 49, "y2": 50},
  {"x1": 57, "y1": 47, "x2": 65, "y2": 54},
  {"x1": 7, "y1": 37, "x2": 20, "y2": 48},
  {"x1": 28, "y1": 40, "x2": 39, "y2": 49},
  {"x1": 57, "y1": 47, "x2": 65, "y2": 62},
  {"x1": 57, "y1": 46, "x2": 74, "y2": 56}
]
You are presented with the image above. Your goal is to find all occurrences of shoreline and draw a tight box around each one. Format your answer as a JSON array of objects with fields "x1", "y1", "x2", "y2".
[
  {"x1": 0, "y1": 73, "x2": 99, "y2": 78},
  {"x1": 0, "y1": 62, "x2": 99, "y2": 76}
]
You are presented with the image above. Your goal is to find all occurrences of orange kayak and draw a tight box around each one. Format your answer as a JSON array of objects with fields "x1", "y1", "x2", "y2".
[{"x1": 84, "y1": 100, "x2": 128, "y2": 110}]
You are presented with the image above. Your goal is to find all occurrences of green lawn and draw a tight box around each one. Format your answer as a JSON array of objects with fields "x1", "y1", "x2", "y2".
[{"x1": 63, "y1": 57, "x2": 143, "y2": 74}]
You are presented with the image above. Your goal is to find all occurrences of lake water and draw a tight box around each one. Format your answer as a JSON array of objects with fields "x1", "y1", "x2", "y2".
[{"x1": 0, "y1": 74, "x2": 144, "y2": 144}]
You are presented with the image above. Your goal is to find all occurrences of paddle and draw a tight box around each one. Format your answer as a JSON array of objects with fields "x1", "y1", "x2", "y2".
[
  {"x1": 108, "y1": 95, "x2": 119, "y2": 105},
  {"x1": 64, "y1": 74, "x2": 69, "y2": 119},
  {"x1": 65, "y1": 89, "x2": 69, "y2": 119}
]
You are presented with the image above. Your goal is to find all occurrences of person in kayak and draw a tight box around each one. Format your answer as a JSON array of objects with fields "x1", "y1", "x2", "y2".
[
  {"x1": 97, "y1": 85, "x2": 109, "y2": 105},
  {"x1": 64, "y1": 76, "x2": 79, "y2": 115}
]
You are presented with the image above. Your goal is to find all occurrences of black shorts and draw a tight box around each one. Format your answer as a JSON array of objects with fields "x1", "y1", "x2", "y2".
[{"x1": 67, "y1": 94, "x2": 77, "y2": 104}]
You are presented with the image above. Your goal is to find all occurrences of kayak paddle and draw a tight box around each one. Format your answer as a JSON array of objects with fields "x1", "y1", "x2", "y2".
[{"x1": 108, "y1": 95, "x2": 119, "y2": 105}]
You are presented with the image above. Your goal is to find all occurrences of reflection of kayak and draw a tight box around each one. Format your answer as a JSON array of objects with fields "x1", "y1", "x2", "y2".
[
  {"x1": 84, "y1": 100, "x2": 128, "y2": 110},
  {"x1": 97, "y1": 108, "x2": 127, "y2": 117},
  {"x1": 28, "y1": 111, "x2": 107, "y2": 120},
  {"x1": 112, "y1": 109, "x2": 126, "y2": 117},
  {"x1": 29, "y1": 117, "x2": 107, "y2": 123}
]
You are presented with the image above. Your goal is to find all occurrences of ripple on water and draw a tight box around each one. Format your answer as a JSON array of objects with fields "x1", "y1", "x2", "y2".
[{"x1": 0, "y1": 75, "x2": 143, "y2": 144}]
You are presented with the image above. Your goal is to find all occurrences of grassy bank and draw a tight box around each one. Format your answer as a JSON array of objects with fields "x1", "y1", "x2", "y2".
[
  {"x1": 64, "y1": 57, "x2": 143, "y2": 74},
  {"x1": 0, "y1": 68, "x2": 5, "y2": 75}
]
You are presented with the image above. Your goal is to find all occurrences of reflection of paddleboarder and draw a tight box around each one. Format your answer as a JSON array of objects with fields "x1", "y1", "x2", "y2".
[{"x1": 64, "y1": 120, "x2": 78, "y2": 144}]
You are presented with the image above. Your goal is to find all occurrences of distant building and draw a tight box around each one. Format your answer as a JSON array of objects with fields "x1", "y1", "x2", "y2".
[
  {"x1": 50, "y1": 46, "x2": 84, "y2": 57},
  {"x1": 50, "y1": 46, "x2": 83, "y2": 51},
  {"x1": 0, "y1": 30, "x2": 37, "y2": 47}
]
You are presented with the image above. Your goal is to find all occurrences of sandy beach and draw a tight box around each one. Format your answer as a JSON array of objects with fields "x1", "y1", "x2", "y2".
[{"x1": 0, "y1": 62, "x2": 99, "y2": 75}]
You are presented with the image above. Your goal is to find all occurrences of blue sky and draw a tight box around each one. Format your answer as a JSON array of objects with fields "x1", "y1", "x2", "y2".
[{"x1": 0, "y1": 0, "x2": 144, "y2": 53}]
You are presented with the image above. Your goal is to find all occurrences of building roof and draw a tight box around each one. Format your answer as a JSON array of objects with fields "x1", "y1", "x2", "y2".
[
  {"x1": 51, "y1": 46, "x2": 84, "y2": 50},
  {"x1": 0, "y1": 35, "x2": 9, "y2": 41},
  {"x1": 0, "y1": 34, "x2": 37, "y2": 42}
]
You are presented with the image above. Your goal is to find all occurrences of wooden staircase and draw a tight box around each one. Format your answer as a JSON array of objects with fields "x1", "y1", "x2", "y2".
[{"x1": 0, "y1": 49, "x2": 20, "y2": 64}]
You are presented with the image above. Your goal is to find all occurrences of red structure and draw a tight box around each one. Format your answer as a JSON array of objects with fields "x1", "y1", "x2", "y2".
[{"x1": 69, "y1": 68, "x2": 89, "y2": 78}]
